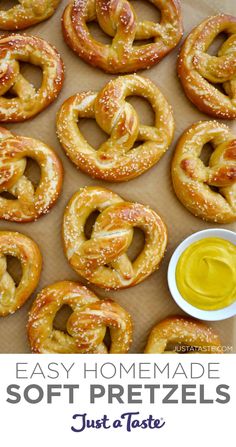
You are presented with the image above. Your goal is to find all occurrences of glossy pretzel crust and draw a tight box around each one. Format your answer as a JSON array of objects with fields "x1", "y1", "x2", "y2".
[
  {"x1": 0, "y1": 34, "x2": 64, "y2": 122},
  {"x1": 178, "y1": 14, "x2": 236, "y2": 119},
  {"x1": 171, "y1": 121, "x2": 236, "y2": 223},
  {"x1": 62, "y1": 0, "x2": 183, "y2": 73},
  {"x1": 0, "y1": 231, "x2": 42, "y2": 316},
  {"x1": 144, "y1": 316, "x2": 222, "y2": 353},
  {"x1": 0, "y1": 0, "x2": 61, "y2": 30},
  {"x1": 28, "y1": 281, "x2": 133, "y2": 353},
  {"x1": 63, "y1": 186, "x2": 167, "y2": 289},
  {"x1": 57, "y1": 74, "x2": 174, "y2": 182},
  {"x1": 0, "y1": 127, "x2": 63, "y2": 222}
]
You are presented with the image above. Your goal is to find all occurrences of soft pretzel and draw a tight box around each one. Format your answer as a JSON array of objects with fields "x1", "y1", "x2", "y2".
[
  {"x1": 0, "y1": 0, "x2": 61, "y2": 30},
  {"x1": 0, "y1": 34, "x2": 64, "y2": 122},
  {"x1": 27, "y1": 281, "x2": 133, "y2": 353},
  {"x1": 57, "y1": 74, "x2": 174, "y2": 182},
  {"x1": 62, "y1": 0, "x2": 183, "y2": 73},
  {"x1": 0, "y1": 127, "x2": 63, "y2": 222},
  {"x1": 0, "y1": 231, "x2": 42, "y2": 317},
  {"x1": 171, "y1": 121, "x2": 236, "y2": 223},
  {"x1": 144, "y1": 316, "x2": 222, "y2": 353},
  {"x1": 178, "y1": 14, "x2": 236, "y2": 119},
  {"x1": 63, "y1": 186, "x2": 167, "y2": 289}
]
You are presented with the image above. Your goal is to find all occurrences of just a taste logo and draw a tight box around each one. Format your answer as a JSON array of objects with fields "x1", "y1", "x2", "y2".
[
  {"x1": 2, "y1": 358, "x2": 231, "y2": 433},
  {"x1": 71, "y1": 412, "x2": 165, "y2": 432}
]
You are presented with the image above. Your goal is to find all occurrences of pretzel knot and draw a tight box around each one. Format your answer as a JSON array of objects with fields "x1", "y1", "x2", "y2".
[
  {"x1": 171, "y1": 121, "x2": 236, "y2": 223},
  {"x1": 178, "y1": 14, "x2": 236, "y2": 119},
  {"x1": 57, "y1": 74, "x2": 174, "y2": 182},
  {"x1": 0, "y1": 127, "x2": 63, "y2": 222},
  {"x1": 144, "y1": 316, "x2": 222, "y2": 353},
  {"x1": 0, "y1": 34, "x2": 64, "y2": 122},
  {"x1": 0, "y1": 231, "x2": 42, "y2": 317},
  {"x1": 62, "y1": 0, "x2": 183, "y2": 73},
  {"x1": 0, "y1": 0, "x2": 61, "y2": 30},
  {"x1": 27, "y1": 281, "x2": 133, "y2": 353},
  {"x1": 63, "y1": 186, "x2": 167, "y2": 289}
]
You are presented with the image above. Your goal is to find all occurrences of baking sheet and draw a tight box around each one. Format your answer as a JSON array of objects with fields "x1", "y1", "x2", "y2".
[{"x1": 0, "y1": 0, "x2": 235, "y2": 353}]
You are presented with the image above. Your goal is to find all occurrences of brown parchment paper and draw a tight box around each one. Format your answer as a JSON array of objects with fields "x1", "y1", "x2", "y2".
[{"x1": 0, "y1": 0, "x2": 235, "y2": 353}]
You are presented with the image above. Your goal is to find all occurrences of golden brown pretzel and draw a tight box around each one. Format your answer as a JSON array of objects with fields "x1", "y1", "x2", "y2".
[
  {"x1": 27, "y1": 281, "x2": 133, "y2": 353},
  {"x1": 63, "y1": 186, "x2": 167, "y2": 289},
  {"x1": 144, "y1": 316, "x2": 222, "y2": 353},
  {"x1": 57, "y1": 74, "x2": 174, "y2": 182},
  {"x1": 0, "y1": 34, "x2": 64, "y2": 122},
  {"x1": 62, "y1": 0, "x2": 183, "y2": 73},
  {"x1": 0, "y1": 127, "x2": 63, "y2": 222},
  {"x1": 171, "y1": 121, "x2": 236, "y2": 223},
  {"x1": 178, "y1": 14, "x2": 236, "y2": 119},
  {"x1": 0, "y1": 231, "x2": 42, "y2": 317},
  {"x1": 0, "y1": 0, "x2": 61, "y2": 30}
]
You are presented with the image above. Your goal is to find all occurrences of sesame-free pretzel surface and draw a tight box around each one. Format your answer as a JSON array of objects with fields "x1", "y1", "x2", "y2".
[
  {"x1": 28, "y1": 281, "x2": 133, "y2": 353},
  {"x1": 0, "y1": 0, "x2": 61, "y2": 30},
  {"x1": 144, "y1": 316, "x2": 222, "y2": 353},
  {"x1": 63, "y1": 186, "x2": 167, "y2": 289},
  {"x1": 0, "y1": 127, "x2": 63, "y2": 222},
  {"x1": 62, "y1": 0, "x2": 183, "y2": 73},
  {"x1": 0, "y1": 34, "x2": 64, "y2": 122},
  {"x1": 57, "y1": 74, "x2": 174, "y2": 182},
  {"x1": 0, "y1": 231, "x2": 42, "y2": 317},
  {"x1": 178, "y1": 14, "x2": 236, "y2": 119},
  {"x1": 171, "y1": 121, "x2": 236, "y2": 223}
]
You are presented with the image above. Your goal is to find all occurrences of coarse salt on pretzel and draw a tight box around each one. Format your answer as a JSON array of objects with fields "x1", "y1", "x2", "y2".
[
  {"x1": 0, "y1": 0, "x2": 61, "y2": 30},
  {"x1": 0, "y1": 231, "x2": 42, "y2": 317},
  {"x1": 171, "y1": 120, "x2": 236, "y2": 223},
  {"x1": 144, "y1": 316, "x2": 222, "y2": 353},
  {"x1": 0, "y1": 34, "x2": 64, "y2": 122},
  {"x1": 62, "y1": 0, "x2": 183, "y2": 73},
  {"x1": 63, "y1": 186, "x2": 167, "y2": 289},
  {"x1": 57, "y1": 74, "x2": 174, "y2": 182},
  {"x1": 0, "y1": 126, "x2": 63, "y2": 222},
  {"x1": 178, "y1": 14, "x2": 236, "y2": 119},
  {"x1": 27, "y1": 281, "x2": 133, "y2": 353}
]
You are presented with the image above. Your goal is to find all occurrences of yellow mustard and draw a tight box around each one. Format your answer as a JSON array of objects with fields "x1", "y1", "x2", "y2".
[{"x1": 176, "y1": 237, "x2": 236, "y2": 310}]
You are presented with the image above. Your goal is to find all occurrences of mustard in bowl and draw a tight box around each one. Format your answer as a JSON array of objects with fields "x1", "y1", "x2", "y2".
[{"x1": 168, "y1": 229, "x2": 236, "y2": 321}]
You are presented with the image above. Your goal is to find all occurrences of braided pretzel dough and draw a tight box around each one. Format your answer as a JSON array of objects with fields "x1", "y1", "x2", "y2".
[
  {"x1": 28, "y1": 281, "x2": 133, "y2": 353},
  {"x1": 171, "y1": 121, "x2": 236, "y2": 223},
  {"x1": 0, "y1": 0, "x2": 61, "y2": 30},
  {"x1": 57, "y1": 74, "x2": 174, "y2": 182},
  {"x1": 62, "y1": 0, "x2": 183, "y2": 73},
  {"x1": 0, "y1": 231, "x2": 42, "y2": 317},
  {"x1": 144, "y1": 316, "x2": 222, "y2": 353},
  {"x1": 0, "y1": 127, "x2": 63, "y2": 222},
  {"x1": 63, "y1": 186, "x2": 167, "y2": 289},
  {"x1": 178, "y1": 14, "x2": 236, "y2": 119},
  {"x1": 0, "y1": 34, "x2": 64, "y2": 122}
]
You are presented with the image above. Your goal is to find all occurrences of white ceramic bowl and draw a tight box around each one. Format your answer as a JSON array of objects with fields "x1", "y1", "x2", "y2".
[{"x1": 167, "y1": 228, "x2": 236, "y2": 321}]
